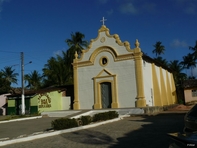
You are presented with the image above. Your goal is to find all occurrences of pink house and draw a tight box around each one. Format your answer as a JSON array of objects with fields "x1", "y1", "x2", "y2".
[
  {"x1": 183, "y1": 80, "x2": 197, "y2": 104},
  {"x1": 0, "y1": 94, "x2": 9, "y2": 115}
]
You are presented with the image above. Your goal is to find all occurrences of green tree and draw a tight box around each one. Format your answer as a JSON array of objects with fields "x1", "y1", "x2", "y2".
[
  {"x1": 65, "y1": 32, "x2": 88, "y2": 69},
  {"x1": 1, "y1": 66, "x2": 18, "y2": 85},
  {"x1": 154, "y1": 56, "x2": 168, "y2": 67},
  {"x1": 24, "y1": 70, "x2": 43, "y2": 90},
  {"x1": 42, "y1": 52, "x2": 72, "y2": 86},
  {"x1": 189, "y1": 40, "x2": 197, "y2": 58},
  {"x1": 168, "y1": 60, "x2": 187, "y2": 86},
  {"x1": 168, "y1": 60, "x2": 187, "y2": 104},
  {"x1": 0, "y1": 72, "x2": 10, "y2": 94},
  {"x1": 152, "y1": 41, "x2": 165, "y2": 57},
  {"x1": 65, "y1": 32, "x2": 88, "y2": 56},
  {"x1": 181, "y1": 53, "x2": 197, "y2": 77}
]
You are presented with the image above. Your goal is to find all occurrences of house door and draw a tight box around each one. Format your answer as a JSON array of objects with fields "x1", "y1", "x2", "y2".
[
  {"x1": 101, "y1": 82, "x2": 112, "y2": 108},
  {"x1": 16, "y1": 99, "x2": 30, "y2": 115}
]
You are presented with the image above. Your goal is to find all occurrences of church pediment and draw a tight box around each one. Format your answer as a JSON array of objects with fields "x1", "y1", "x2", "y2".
[
  {"x1": 96, "y1": 69, "x2": 113, "y2": 77},
  {"x1": 88, "y1": 25, "x2": 133, "y2": 54},
  {"x1": 77, "y1": 25, "x2": 137, "y2": 62}
]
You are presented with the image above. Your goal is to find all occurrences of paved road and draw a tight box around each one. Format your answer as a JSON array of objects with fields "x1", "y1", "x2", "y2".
[
  {"x1": 0, "y1": 117, "x2": 59, "y2": 139},
  {"x1": 1, "y1": 112, "x2": 186, "y2": 148}
]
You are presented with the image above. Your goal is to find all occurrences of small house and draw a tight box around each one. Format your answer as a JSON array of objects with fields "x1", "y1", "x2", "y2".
[
  {"x1": 6, "y1": 85, "x2": 74, "y2": 115},
  {"x1": 183, "y1": 80, "x2": 197, "y2": 104},
  {"x1": 0, "y1": 94, "x2": 9, "y2": 115}
]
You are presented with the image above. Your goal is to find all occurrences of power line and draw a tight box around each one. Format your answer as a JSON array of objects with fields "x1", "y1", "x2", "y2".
[{"x1": 0, "y1": 50, "x2": 20, "y2": 54}]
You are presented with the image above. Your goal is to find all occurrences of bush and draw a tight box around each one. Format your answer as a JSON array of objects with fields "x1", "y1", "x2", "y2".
[
  {"x1": 93, "y1": 111, "x2": 118, "y2": 122},
  {"x1": 51, "y1": 118, "x2": 78, "y2": 130},
  {"x1": 51, "y1": 111, "x2": 119, "y2": 130},
  {"x1": 80, "y1": 116, "x2": 92, "y2": 125},
  {"x1": 108, "y1": 111, "x2": 119, "y2": 119}
]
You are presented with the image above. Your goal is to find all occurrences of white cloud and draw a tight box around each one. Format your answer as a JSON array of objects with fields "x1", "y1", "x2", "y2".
[
  {"x1": 142, "y1": 3, "x2": 156, "y2": 13},
  {"x1": 171, "y1": 39, "x2": 188, "y2": 48},
  {"x1": 107, "y1": 9, "x2": 113, "y2": 15},
  {"x1": 53, "y1": 50, "x2": 62, "y2": 57},
  {"x1": 98, "y1": 0, "x2": 109, "y2": 4},
  {"x1": 0, "y1": 0, "x2": 9, "y2": 13},
  {"x1": 174, "y1": 0, "x2": 197, "y2": 15},
  {"x1": 184, "y1": 4, "x2": 196, "y2": 15},
  {"x1": 119, "y1": 2, "x2": 138, "y2": 15}
]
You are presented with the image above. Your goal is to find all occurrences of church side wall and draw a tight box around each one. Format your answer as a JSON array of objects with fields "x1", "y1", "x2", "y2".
[
  {"x1": 153, "y1": 64, "x2": 175, "y2": 106},
  {"x1": 142, "y1": 61, "x2": 153, "y2": 106},
  {"x1": 155, "y1": 66, "x2": 161, "y2": 90},
  {"x1": 162, "y1": 68, "x2": 167, "y2": 87},
  {"x1": 167, "y1": 72, "x2": 173, "y2": 91}
]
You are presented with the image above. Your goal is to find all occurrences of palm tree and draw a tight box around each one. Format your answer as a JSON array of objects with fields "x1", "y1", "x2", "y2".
[
  {"x1": 168, "y1": 60, "x2": 187, "y2": 104},
  {"x1": 42, "y1": 53, "x2": 72, "y2": 86},
  {"x1": 1, "y1": 66, "x2": 18, "y2": 85},
  {"x1": 152, "y1": 41, "x2": 165, "y2": 57},
  {"x1": 154, "y1": 56, "x2": 168, "y2": 67},
  {"x1": 24, "y1": 70, "x2": 43, "y2": 90},
  {"x1": 189, "y1": 40, "x2": 197, "y2": 58},
  {"x1": 181, "y1": 53, "x2": 197, "y2": 77},
  {"x1": 65, "y1": 32, "x2": 88, "y2": 67},
  {"x1": 65, "y1": 32, "x2": 88, "y2": 82},
  {"x1": 0, "y1": 72, "x2": 10, "y2": 94},
  {"x1": 65, "y1": 32, "x2": 88, "y2": 56},
  {"x1": 168, "y1": 60, "x2": 187, "y2": 86}
]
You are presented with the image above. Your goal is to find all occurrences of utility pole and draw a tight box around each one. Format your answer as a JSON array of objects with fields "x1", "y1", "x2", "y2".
[{"x1": 21, "y1": 52, "x2": 25, "y2": 115}]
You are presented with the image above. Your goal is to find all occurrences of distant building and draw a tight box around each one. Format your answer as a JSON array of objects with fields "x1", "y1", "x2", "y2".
[
  {"x1": 183, "y1": 79, "x2": 197, "y2": 104},
  {"x1": 72, "y1": 25, "x2": 177, "y2": 110},
  {"x1": 6, "y1": 85, "x2": 73, "y2": 115},
  {"x1": 0, "y1": 94, "x2": 9, "y2": 115}
]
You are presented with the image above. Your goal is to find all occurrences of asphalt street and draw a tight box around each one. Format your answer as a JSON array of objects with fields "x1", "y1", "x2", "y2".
[{"x1": 0, "y1": 112, "x2": 186, "y2": 148}]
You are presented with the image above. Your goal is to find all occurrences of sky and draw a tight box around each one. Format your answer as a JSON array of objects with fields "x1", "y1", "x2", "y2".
[{"x1": 0, "y1": 0, "x2": 197, "y2": 87}]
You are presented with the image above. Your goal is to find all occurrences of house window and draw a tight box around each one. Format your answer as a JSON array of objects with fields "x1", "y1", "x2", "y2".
[{"x1": 191, "y1": 90, "x2": 197, "y2": 97}]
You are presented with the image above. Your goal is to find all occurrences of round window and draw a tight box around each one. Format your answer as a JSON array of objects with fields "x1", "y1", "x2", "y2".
[{"x1": 102, "y1": 57, "x2": 108, "y2": 65}]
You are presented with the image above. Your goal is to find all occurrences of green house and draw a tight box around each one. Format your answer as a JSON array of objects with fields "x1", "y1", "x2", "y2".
[{"x1": 7, "y1": 85, "x2": 74, "y2": 115}]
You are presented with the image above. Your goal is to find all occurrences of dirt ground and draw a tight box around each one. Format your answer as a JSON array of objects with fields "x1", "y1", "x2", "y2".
[{"x1": 168, "y1": 104, "x2": 194, "y2": 111}]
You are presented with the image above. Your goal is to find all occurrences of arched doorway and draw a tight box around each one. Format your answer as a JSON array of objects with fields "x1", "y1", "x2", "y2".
[{"x1": 100, "y1": 82, "x2": 112, "y2": 108}]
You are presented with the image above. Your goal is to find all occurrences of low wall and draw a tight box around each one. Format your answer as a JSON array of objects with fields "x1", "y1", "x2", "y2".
[{"x1": 142, "y1": 104, "x2": 179, "y2": 114}]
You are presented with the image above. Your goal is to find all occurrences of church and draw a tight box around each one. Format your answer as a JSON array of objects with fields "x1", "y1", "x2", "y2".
[{"x1": 72, "y1": 23, "x2": 177, "y2": 110}]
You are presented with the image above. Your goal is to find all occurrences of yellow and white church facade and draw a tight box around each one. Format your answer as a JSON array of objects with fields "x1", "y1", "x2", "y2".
[{"x1": 72, "y1": 25, "x2": 177, "y2": 110}]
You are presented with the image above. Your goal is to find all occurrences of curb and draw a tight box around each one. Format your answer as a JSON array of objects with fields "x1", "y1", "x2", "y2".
[
  {"x1": 0, "y1": 116, "x2": 42, "y2": 124},
  {"x1": 0, "y1": 117, "x2": 122, "y2": 146}
]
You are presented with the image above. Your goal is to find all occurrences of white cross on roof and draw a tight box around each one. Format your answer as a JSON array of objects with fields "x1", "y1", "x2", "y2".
[{"x1": 100, "y1": 17, "x2": 107, "y2": 25}]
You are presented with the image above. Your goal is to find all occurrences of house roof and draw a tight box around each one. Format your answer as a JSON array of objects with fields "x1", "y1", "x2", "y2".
[
  {"x1": 142, "y1": 54, "x2": 173, "y2": 72},
  {"x1": 7, "y1": 85, "x2": 73, "y2": 98},
  {"x1": 183, "y1": 80, "x2": 197, "y2": 89}
]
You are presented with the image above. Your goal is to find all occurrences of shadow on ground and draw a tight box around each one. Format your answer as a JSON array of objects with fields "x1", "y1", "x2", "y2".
[
  {"x1": 108, "y1": 113, "x2": 186, "y2": 148},
  {"x1": 61, "y1": 129, "x2": 114, "y2": 145},
  {"x1": 60, "y1": 113, "x2": 186, "y2": 148}
]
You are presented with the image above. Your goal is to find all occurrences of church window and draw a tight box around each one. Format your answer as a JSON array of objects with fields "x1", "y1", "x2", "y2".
[
  {"x1": 100, "y1": 56, "x2": 108, "y2": 66},
  {"x1": 102, "y1": 58, "x2": 107, "y2": 65}
]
